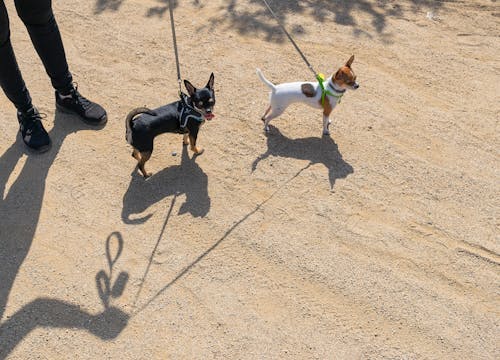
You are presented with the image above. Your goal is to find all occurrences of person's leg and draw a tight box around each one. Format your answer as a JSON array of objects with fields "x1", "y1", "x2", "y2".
[
  {"x1": 0, "y1": 0, "x2": 50, "y2": 152},
  {"x1": 0, "y1": 0, "x2": 32, "y2": 112},
  {"x1": 15, "y1": 0, "x2": 107, "y2": 126},
  {"x1": 16, "y1": 0, "x2": 107, "y2": 125},
  {"x1": 14, "y1": 0, "x2": 73, "y2": 93}
]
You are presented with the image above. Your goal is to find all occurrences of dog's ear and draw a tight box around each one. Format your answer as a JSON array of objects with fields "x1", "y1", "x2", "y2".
[
  {"x1": 206, "y1": 72, "x2": 215, "y2": 90},
  {"x1": 184, "y1": 80, "x2": 196, "y2": 96},
  {"x1": 334, "y1": 69, "x2": 343, "y2": 80},
  {"x1": 345, "y1": 55, "x2": 355, "y2": 68}
]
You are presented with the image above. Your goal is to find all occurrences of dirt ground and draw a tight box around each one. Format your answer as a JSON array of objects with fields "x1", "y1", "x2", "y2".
[{"x1": 0, "y1": 0, "x2": 499, "y2": 358}]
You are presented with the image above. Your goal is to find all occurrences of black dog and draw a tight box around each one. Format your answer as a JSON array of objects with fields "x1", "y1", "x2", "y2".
[{"x1": 125, "y1": 73, "x2": 215, "y2": 178}]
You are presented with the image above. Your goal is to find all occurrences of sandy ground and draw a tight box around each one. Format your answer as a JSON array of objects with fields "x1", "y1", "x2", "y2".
[{"x1": 0, "y1": 0, "x2": 499, "y2": 358}]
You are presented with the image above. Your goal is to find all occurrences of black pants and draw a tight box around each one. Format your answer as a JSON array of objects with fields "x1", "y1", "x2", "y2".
[{"x1": 0, "y1": 0, "x2": 72, "y2": 112}]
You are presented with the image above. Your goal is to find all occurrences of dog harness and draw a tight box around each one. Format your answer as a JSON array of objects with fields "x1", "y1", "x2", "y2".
[
  {"x1": 178, "y1": 93, "x2": 204, "y2": 133},
  {"x1": 317, "y1": 74, "x2": 345, "y2": 105}
]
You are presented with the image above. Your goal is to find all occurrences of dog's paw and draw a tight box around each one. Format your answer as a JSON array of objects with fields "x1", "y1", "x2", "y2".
[
  {"x1": 322, "y1": 129, "x2": 331, "y2": 136},
  {"x1": 264, "y1": 126, "x2": 270, "y2": 133},
  {"x1": 143, "y1": 172, "x2": 152, "y2": 179},
  {"x1": 192, "y1": 147, "x2": 204, "y2": 155}
]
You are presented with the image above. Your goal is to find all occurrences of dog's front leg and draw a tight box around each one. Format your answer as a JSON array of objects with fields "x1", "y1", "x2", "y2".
[
  {"x1": 188, "y1": 132, "x2": 204, "y2": 155},
  {"x1": 183, "y1": 133, "x2": 189, "y2": 145},
  {"x1": 323, "y1": 114, "x2": 331, "y2": 136},
  {"x1": 322, "y1": 105, "x2": 333, "y2": 136}
]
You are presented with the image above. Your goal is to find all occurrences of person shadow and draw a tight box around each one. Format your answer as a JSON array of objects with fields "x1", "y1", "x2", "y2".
[
  {"x1": 122, "y1": 144, "x2": 210, "y2": 224},
  {"x1": 0, "y1": 112, "x2": 128, "y2": 358},
  {"x1": 1, "y1": 110, "x2": 91, "y2": 323},
  {"x1": 251, "y1": 127, "x2": 354, "y2": 188},
  {"x1": 0, "y1": 232, "x2": 129, "y2": 359}
]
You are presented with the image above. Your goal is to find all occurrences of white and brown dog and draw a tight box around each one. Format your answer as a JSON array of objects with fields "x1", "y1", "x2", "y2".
[{"x1": 256, "y1": 55, "x2": 359, "y2": 136}]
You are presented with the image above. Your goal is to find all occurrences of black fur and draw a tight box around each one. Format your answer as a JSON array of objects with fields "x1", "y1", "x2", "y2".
[{"x1": 125, "y1": 73, "x2": 215, "y2": 154}]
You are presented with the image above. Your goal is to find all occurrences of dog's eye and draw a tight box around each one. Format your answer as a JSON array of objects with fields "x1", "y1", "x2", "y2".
[
  {"x1": 198, "y1": 101, "x2": 203, "y2": 106},
  {"x1": 208, "y1": 99, "x2": 214, "y2": 104}
]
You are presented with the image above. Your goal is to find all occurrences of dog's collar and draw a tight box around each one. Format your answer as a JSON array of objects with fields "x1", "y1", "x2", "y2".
[{"x1": 327, "y1": 81, "x2": 346, "y2": 95}]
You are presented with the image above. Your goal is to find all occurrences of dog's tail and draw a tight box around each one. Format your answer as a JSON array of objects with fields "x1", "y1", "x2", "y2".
[
  {"x1": 125, "y1": 107, "x2": 155, "y2": 144},
  {"x1": 256, "y1": 68, "x2": 276, "y2": 92}
]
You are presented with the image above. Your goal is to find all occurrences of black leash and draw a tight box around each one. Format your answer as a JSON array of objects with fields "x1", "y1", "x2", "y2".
[
  {"x1": 261, "y1": 0, "x2": 340, "y2": 106},
  {"x1": 168, "y1": 0, "x2": 182, "y2": 94},
  {"x1": 261, "y1": 0, "x2": 318, "y2": 78}
]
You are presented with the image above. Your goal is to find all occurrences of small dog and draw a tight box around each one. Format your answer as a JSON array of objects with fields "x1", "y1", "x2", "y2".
[
  {"x1": 125, "y1": 73, "x2": 215, "y2": 178},
  {"x1": 256, "y1": 55, "x2": 359, "y2": 136}
]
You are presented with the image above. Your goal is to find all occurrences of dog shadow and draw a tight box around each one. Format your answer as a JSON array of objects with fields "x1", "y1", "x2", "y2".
[
  {"x1": 0, "y1": 232, "x2": 129, "y2": 359},
  {"x1": 122, "y1": 144, "x2": 210, "y2": 224},
  {"x1": 252, "y1": 127, "x2": 354, "y2": 188}
]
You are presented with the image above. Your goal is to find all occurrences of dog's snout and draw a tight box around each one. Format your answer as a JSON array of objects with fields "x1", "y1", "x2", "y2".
[{"x1": 353, "y1": 83, "x2": 359, "y2": 89}]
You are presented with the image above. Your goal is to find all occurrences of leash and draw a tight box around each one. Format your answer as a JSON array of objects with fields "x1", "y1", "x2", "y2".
[
  {"x1": 168, "y1": 1, "x2": 201, "y2": 131},
  {"x1": 260, "y1": 0, "x2": 342, "y2": 105},
  {"x1": 168, "y1": 0, "x2": 182, "y2": 95},
  {"x1": 260, "y1": 0, "x2": 317, "y2": 77}
]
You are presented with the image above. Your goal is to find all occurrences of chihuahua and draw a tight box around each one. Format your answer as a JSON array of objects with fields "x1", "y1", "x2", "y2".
[
  {"x1": 256, "y1": 55, "x2": 359, "y2": 136},
  {"x1": 125, "y1": 73, "x2": 215, "y2": 178}
]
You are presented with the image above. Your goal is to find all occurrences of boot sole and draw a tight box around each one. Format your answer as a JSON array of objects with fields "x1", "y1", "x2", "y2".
[
  {"x1": 56, "y1": 103, "x2": 108, "y2": 126},
  {"x1": 18, "y1": 132, "x2": 52, "y2": 154}
]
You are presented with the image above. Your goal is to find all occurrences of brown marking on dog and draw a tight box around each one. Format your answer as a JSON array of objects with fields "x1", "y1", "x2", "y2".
[
  {"x1": 189, "y1": 135, "x2": 204, "y2": 155},
  {"x1": 138, "y1": 151, "x2": 152, "y2": 178},
  {"x1": 262, "y1": 105, "x2": 272, "y2": 121},
  {"x1": 183, "y1": 133, "x2": 190, "y2": 145},
  {"x1": 330, "y1": 55, "x2": 357, "y2": 89},
  {"x1": 319, "y1": 96, "x2": 333, "y2": 116},
  {"x1": 301, "y1": 83, "x2": 316, "y2": 97},
  {"x1": 346, "y1": 55, "x2": 355, "y2": 68},
  {"x1": 332, "y1": 66, "x2": 357, "y2": 89}
]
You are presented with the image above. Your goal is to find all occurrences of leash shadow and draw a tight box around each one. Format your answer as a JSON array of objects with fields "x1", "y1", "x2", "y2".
[
  {"x1": 121, "y1": 144, "x2": 210, "y2": 224},
  {"x1": 252, "y1": 127, "x2": 353, "y2": 188},
  {"x1": 0, "y1": 232, "x2": 129, "y2": 359}
]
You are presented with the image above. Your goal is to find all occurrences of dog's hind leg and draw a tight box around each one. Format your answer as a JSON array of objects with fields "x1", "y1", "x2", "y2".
[
  {"x1": 261, "y1": 106, "x2": 271, "y2": 122},
  {"x1": 132, "y1": 149, "x2": 140, "y2": 160},
  {"x1": 262, "y1": 107, "x2": 284, "y2": 132},
  {"x1": 138, "y1": 151, "x2": 152, "y2": 178},
  {"x1": 183, "y1": 133, "x2": 189, "y2": 145}
]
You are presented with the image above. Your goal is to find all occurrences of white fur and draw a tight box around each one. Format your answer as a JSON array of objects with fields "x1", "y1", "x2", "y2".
[{"x1": 256, "y1": 68, "x2": 345, "y2": 136}]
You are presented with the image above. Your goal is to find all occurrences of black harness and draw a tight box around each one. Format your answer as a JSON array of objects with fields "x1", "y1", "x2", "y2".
[{"x1": 178, "y1": 93, "x2": 204, "y2": 133}]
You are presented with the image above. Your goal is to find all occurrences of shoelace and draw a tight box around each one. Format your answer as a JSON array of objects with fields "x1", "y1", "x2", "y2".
[
  {"x1": 70, "y1": 84, "x2": 92, "y2": 110},
  {"x1": 20, "y1": 110, "x2": 46, "y2": 134}
]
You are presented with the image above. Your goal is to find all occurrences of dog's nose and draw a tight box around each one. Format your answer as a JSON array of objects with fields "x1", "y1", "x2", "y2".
[{"x1": 353, "y1": 83, "x2": 359, "y2": 89}]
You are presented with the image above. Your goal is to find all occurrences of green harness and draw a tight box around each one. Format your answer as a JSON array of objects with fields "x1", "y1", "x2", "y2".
[{"x1": 316, "y1": 73, "x2": 343, "y2": 106}]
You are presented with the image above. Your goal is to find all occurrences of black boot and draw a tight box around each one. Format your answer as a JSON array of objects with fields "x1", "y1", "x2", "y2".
[
  {"x1": 55, "y1": 85, "x2": 107, "y2": 125},
  {"x1": 17, "y1": 107, "x2": 51, "y2": 153}
]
